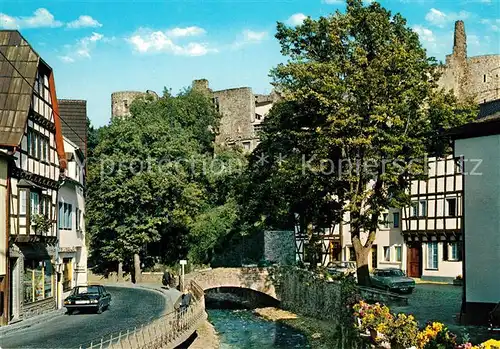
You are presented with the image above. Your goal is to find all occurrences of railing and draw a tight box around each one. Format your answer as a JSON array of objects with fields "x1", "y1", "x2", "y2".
[{"x1": 80, "y1": 281, "x2": 206, "y2": 349}]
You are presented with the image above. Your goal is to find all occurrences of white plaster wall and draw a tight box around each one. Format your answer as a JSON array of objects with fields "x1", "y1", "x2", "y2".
[
  {"x1": 455, "y1": 134, "x2": 500, "y2": 304},
  {"x1": 421, "y1": 241, "x2": 462, "y2": 279}
]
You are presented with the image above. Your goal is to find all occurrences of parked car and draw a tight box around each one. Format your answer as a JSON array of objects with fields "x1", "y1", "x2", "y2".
[
  {"x1": 327, "y1": 261, "x2": 358, "y2": 281},
  {"x1": 64, "y1": 285, "x2": 111, "y2": 314},
  {"x1": 370, "y1": 268, "x2": 415, "y2": 294}
]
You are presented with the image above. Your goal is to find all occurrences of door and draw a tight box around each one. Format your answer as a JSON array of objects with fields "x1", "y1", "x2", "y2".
[
  {"x1": 371, "y1": 245, "x2": 378, "y2": 269},
  {"x1": 407, "y1": 243, "x2": 422, "y2": 278}
]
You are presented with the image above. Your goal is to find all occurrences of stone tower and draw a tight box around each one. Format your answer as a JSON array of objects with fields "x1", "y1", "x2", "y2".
[{"x1": 452, "y1": 20, "x2": 467, "y2": 61}]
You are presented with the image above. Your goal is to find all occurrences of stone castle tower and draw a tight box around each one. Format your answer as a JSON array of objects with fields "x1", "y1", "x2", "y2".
[
  {"x1": 438, "y1": 21, "x2": 500, "y2": 104},
  {"x1": 111, "y1": 90, "x2": 158, "y2": 118}
]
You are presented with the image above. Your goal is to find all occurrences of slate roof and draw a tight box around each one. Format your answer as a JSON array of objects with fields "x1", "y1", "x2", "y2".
[
  {"x1": 449, "y1": 98, "x2": 500, "y2": 139},
  {"x1": 58, "y1": 99, "x2": 87, "y2": 156},
  {"x1": 0, "y1": 30, "x2": 40, "y2": 147}
]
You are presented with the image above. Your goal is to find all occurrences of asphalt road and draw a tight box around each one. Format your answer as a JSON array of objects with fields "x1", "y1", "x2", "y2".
[{"x1": 0, "y1": 286, "x2": 166, "y2": 349}]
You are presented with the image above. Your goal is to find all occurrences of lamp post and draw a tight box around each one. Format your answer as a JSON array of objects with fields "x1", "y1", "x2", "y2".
[{"x1": 179, "y1": 260, "x2": 187, "y2": 292}]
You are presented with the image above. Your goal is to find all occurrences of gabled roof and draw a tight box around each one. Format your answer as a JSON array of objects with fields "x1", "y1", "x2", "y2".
[
  {"x1": 59, "y1": 99, "x2": 87, "y2": 156},
  {"x1": 0, "y1": 30, "x2": 39, "y2": 147},
  {"x1": 0, "y1": 30, "x2": 66, "y2": 169}
]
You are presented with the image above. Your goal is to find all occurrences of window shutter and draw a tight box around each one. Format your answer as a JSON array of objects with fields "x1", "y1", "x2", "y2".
[{"x1": 443, "y1": 242, "x2": 448, "y2": 261}]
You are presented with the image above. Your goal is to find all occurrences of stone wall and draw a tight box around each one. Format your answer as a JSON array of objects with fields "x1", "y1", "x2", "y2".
[
  {"x1": 263, "y1": 231, "x2": 295, "y2": 265},
  {"x1": 22, "y1": 297, "x2": 56, "y2": 320},
  {"x1": 213, "y1": 87, "x2": 255, "y2": 147}
]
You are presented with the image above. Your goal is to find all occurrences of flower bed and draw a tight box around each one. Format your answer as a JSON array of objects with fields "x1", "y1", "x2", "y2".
[{"x1": 353, "y1": 300, "x2": 500, "y2": 349}]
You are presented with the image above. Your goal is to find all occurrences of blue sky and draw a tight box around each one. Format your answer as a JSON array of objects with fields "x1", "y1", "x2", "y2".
[{"x1": 1, "y1": 0, "x2": 499, "y2": 127}]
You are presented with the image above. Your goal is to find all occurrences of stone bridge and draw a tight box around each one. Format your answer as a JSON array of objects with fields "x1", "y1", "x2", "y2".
[{"x1": 184, "y1": 267, "x2": 278, "y2": 300}]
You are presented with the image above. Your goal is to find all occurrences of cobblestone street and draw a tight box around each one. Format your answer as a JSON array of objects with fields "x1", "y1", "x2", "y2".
[{"x1": 392, "y1": 284, "x2": 500, "y2": 343}]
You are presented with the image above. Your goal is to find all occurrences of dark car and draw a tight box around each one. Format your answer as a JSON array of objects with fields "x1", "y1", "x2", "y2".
[
  {"x1": 370, "y1": 268, "x2": 415, "y2": 294},
  {"x1": 64, "y1": 285, "x2": 111, "y2": 314}
]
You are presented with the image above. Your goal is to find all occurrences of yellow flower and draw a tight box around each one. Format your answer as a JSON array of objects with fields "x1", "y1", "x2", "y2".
[{"x1": 480, "y1": 339, "x2": 500, "y2": 349}]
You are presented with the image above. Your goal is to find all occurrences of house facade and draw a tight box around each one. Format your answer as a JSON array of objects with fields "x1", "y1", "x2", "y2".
[
  {"x1": 0, "y1": 30, "x2": 66, "y2": 323},
  {"x1": 401, "y1": 156, "x2": 463, "y2": 282},
  {"x1": 58, "y1": 137, "x2": 87, "y2": 301},
  {"x1": 451, "y1": 107, "x2": 500, "y2": 325}
]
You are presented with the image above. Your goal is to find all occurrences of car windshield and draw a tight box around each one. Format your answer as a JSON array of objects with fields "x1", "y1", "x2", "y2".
[
  {"x1": 72, "y1": 286, "x2": 100, "y2": 295},
  {"x1": 378, "y1": 270, "x2": 404, "y2": 277},
  {"x1": 329, "y1": 262, "x2": 355, "y2": 269}
]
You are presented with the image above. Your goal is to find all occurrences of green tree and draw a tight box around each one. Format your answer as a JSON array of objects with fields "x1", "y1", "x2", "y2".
[
  {"x1": 249, "y1": 0, "x2": 476, "y2": 284},
  {"x1": 86, "y1": 88, "x2": 222, "y2": 280}
]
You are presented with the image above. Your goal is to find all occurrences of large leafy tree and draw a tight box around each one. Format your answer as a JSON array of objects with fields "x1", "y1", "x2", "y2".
[
  {"x1": 87, "y1": 89, "x2": 227, "y2": 280},
  {"x1": 248, "y1": 0, "x2": 476, "y2": 284}
]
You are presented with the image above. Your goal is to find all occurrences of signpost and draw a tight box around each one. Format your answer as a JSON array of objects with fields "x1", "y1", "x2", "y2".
[{"x1": 180, "y1": 260, "x2": 187, "y2": 292}]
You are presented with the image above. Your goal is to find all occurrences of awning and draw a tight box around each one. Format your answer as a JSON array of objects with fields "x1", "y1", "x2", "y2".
[
  {"x1": 17, "y1": 178, "x2": 45, "y2": 189},
  {"x1": 16, "y1": 243, "x2": 52, "y2": 259}
]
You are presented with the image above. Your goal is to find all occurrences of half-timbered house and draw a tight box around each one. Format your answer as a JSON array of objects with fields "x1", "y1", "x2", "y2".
[
  {"x1": 0, "y1": 30, "x2": 66, "y2": 323},
  {"x1": 401, "y1": 156, "x2": 463, "y2": 282}
]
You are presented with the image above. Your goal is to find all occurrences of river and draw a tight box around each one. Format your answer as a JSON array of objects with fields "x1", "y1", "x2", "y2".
[{"x1": 207, "y1": 309, "x2": 310, "y2": 349}]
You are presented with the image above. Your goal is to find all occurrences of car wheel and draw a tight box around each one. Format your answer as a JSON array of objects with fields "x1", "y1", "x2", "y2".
[
  {"x1": 66, "y1": 309, "x2": 73, "y2": 315},
  {"x1": 96, "y1": 304, "x2": 103, "y2": 314}
]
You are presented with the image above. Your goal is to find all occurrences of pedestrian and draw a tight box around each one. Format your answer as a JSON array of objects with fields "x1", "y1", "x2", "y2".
[{"x1": 162, "y1": 270, "x2": 171, "y2": 289}]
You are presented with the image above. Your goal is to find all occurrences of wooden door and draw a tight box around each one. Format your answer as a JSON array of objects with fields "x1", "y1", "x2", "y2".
[{"x1": 407, "y1": 244, "x2": 422, "y2": 278}]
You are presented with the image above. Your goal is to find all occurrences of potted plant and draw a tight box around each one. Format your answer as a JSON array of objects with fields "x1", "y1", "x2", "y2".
[
  {"x1": 353, "y1": 300, "x2": 393, "y2": 343},
  {"x1": 386, "y1": 313, "x2": 419, "y2": 349},
  {"x1": 453, "y1": 275, "x2": 463, "y2": 286},
  {"x1": 417, "y1": 322, "x2": 457, "y2": 349},
  {"x1": 32, "y1": 213, "x2": 52, "y2": 235}
]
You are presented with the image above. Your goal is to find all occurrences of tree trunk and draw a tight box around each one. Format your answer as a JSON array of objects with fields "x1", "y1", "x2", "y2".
[
  {"x1": 134, "y1": 254, "x2": 142, "y2": 284},
  {"x1": 355, "y1": 245, "x2": 371, "y2": 286},
  {"x1": 117, "y1": 261, "x2": 123, "y2": 282}
]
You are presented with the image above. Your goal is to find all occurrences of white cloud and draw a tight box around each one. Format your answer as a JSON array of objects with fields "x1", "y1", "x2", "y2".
[
  {"x1": 67, "y1": 15, "x2": 102, "y2": 29},
  {"x1": 425, "y1": 8, "x2": 471, "y2": 27},
  {"x1": 322, "y1": 0, "x2": 344, "y2": 4},
  {"x1": 243, "y1": 30, "x2": 267, "y2": 42},
  {"x1": 286, "y1": 13, "x2": 307, "y2": 26},
  {"x1": 0, "y1": 8, "x2": 62, "y2": 29},
  {"x1": 127, "y1": 29, "x2": 216, "y2": 56},
  {"x1": 165, "y1": 26, "x2": 206, "y2": 38},
  {"x1": 59, "y1": 56, "x2": 75, "y2": 63},
  {"x1": 481, "y1": 19, "x2": 500, "y2": 32},
  {"x1": 413, "y1": 25, "x2": 436, "y2": 43},
  {"x1": 59, "y1": 32, "x2": 105, "y2": 63}
]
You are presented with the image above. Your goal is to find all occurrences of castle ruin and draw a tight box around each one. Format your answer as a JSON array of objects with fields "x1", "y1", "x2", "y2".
[{"x1": 438, "y1": 21, "x2": 500, "y2": 104}]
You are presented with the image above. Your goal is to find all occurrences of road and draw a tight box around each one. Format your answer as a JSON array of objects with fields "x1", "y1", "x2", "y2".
[
  {"x1": 1, "y1": 286, "x2": 167, "y2": 349},
  {"x1": 392, "y1": 283, "x2": 500, "y2": 343}
]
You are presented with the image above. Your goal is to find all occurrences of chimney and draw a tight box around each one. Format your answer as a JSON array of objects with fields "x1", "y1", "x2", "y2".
[{"x1": 452, "y1": 20, "x2": 467, "y2": 60}]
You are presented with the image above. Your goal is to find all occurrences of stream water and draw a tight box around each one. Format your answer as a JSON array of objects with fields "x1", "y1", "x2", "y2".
[{"x1": 207, "y1": 309, "x2": 310, "y2": 349}]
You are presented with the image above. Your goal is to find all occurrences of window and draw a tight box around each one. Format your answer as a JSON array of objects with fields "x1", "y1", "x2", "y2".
[
  {"x1": 59, "y1": 202, "x2": 73, "y2": 230},
  {"x1": 484, "y1": 74, "x2": 487, "y2": 83},
  {"x1": 19, "y1": 189, "x2": 27, "y2": 215},
  {"x1": 450, "y1": 242, "x2": 459, "y2": 260},
  {"x1": 123, "y1": 100, "x2": 128, "y2": 109},
  {"x1": 411, "y1": 202, "x2": 418, "y2": 217},
  {"x1": 27, "y1": 129, "x2": 48, "y2": 160},
  {"x1": 382, "y1": 213, "x2": 389, "y2": 228},
  {"x1": 349, "y1": 247, "x2": 356, "y2": 261},
  {"x1": 242, "y1": 141, "x2": 251, "y2": 150},
  {"x1": 427, "y1": 242, "x2": 438, "y2": 269},
  {"x1": 393, "y1": 212, "x2": 400, "y2": 228},
  {"x1": 419, "y1": 200, "x2": 427, "y2": 217},
  {"x1": 58, "y1": 203, "x2": 63, "y2": 229},
  {"x1": 395, "y1": 246, "x2": 402, "y2": 262},
  {"x1": 383, "y1": 246, "x2": 391, "y2": 261},
  {"x1": 447, "y1": 198, "x2": 457, "y2": 217},
  {"x1": 30, "y1": 191, "x2": 40, "y2": 216},
  {"x1": 23, "y1": 259, "x2": 53, "y2": 303}
]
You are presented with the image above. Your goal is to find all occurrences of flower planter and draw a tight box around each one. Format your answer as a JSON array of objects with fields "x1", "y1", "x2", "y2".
[{"x1": 453, "y1": 279, "x2": 463, "y2": 286}]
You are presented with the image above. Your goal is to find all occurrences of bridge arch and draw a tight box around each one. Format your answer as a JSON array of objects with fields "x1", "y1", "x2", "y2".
[{"x1": 185, "y1": 267, "x2": 279, "y2": 300}]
